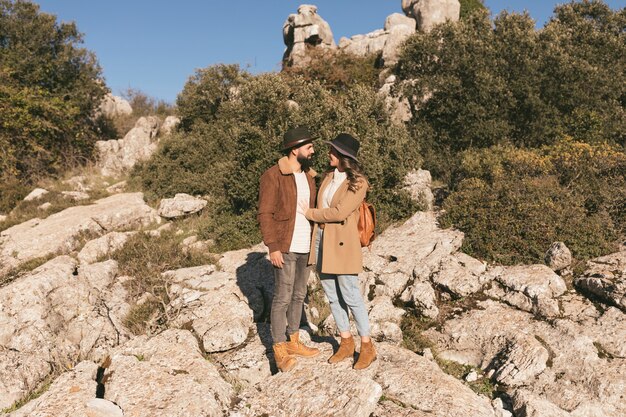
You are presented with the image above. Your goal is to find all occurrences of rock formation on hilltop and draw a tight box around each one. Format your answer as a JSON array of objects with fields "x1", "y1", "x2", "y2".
[{"x1": 283, "y1": 1, "x2": 461, "y2": 68}]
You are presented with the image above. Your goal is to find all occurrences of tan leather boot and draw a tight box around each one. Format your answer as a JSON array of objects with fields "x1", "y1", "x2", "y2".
[
  {"x1": 273, "y1": 342, "x2": 297, "y2": 372},
  {"x1": 328, "y1": 335, "x2": 355, "y2": 364},
  {"x1": 354, "y1": 340, "x2": 377, "y2": 370},
  {"x1": 286, "y1": 332, "x2": 320, "y2": 358}
]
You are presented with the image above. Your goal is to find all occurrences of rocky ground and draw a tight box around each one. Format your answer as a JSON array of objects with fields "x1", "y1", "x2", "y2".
[{"x1": 1, "y1": 174, "x2": 624, "y2": 416}]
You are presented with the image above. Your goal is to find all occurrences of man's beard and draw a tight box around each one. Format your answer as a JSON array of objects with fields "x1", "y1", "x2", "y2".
[{"x1": 297, "y1": 155, "x2": 312, "y2": 170}]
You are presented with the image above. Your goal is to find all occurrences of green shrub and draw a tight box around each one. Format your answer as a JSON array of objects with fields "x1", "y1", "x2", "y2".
[
  {"x1": 396, "y1": 1, "x2": 625, "y2": 180},
  {"x1": 441, "y1": 141, "x2": 624, "y2": 264},
  {"x1": 135, "y1": 68, "x2": 421, "y2": 250},
  {"x1": 460, "y1": 0, "x2": 487, "y2": 19}
]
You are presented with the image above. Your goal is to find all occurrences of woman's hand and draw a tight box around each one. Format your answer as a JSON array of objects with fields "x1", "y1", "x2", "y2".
[{"x1": 297, "y1": 198, "x2": 308, "y2": 215}]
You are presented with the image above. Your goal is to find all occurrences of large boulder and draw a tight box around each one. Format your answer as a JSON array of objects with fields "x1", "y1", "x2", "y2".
[
  {"x1": 282, "y1": 4, "x2": 336, "y2": 67},
  {"x1": 402, "y1": 168, "x2": 435, "y2": 210},
  {"x1": 96, "y1": 116, "x2": 160, "y2": 177},
  {"x1": 403, "y1": 0, "x2": 461, "y2": 33},
  {"x1": 485, "y1": 264, "x2": 567, "y2": 318},
  {"x1": 0, "y1": 193, "x2": 159, "y2": 276},
  {"x1": 544, "y1": 241, "x2": 572, "y2": 272},
  {"x1": 157, "y1": 193, "x2": 207, "y2": 219}
]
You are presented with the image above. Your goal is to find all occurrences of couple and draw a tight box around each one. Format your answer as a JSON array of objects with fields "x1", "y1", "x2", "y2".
[{"x1": 258, "y1": 127, "x2": 375, "y2": 373}]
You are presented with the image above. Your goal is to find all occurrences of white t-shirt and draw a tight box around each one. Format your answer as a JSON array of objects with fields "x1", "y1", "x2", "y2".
[
  {"x1": 322, "y1": 169, "x2": 347, "y2": 209},
  {"x1": 289, "y1": 172, "x2": 312, "y2": 253}
]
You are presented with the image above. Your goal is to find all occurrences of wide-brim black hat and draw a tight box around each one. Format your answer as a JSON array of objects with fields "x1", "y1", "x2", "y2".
[
  {"x1": 327, "y1": 133, "x2": 360, "y2": 162},
  {"x1": 282, "y1": 127, "x2": 315, "y2": 151}
]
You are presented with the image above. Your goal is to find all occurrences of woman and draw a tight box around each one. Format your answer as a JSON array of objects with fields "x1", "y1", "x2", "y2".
[{"x1": 297, "y1": 132, "x2": 376, "y2": 370}]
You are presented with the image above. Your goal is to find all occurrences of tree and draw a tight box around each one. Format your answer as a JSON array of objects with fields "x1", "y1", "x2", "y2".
[{"x1": 0, "y1": 0, "x2": 106, "y2": 210}]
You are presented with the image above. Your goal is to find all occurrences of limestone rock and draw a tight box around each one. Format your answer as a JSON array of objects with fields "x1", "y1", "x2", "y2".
[
  {"x1": 0, "y1": 214, "x2": 6, "y2": 222},
  {"x1": 401, "y1": 279, "x2": 440, "y2": 318},
  {"x1": 283, "y1": 4, "x2": 336, "y2": 67},
  {"x1": 385, "y1": 13, "x2": 417, "y2": 31},
  {"x1": 368, "y1": 296, "x2": 406, "y2": 342},
  {"x1": 98, "y1": 93, "x2": 132, "y2": 118},
  {"x1": 96, "y1": 116, "x2": 160, "y2": 177},
  {"x1": 7, "y1": 361, "x2": 100, "y2": 417},
  {"x1": 157, "y1": 193, "x2": 207, "y2": 219},
  {"x1": 404, "y1": 0, "x2": 461, "y2": 33},
  {"x1": 575, "y1": 251, "x2": 626, "y2": 312},
  {"x1": 166, "y1": 264, "x2": 254, "y2": 352},
  {"x1": 62, "y1": 175, "x2": 92, "y2": 192},
  {"x1": 374, "y1": 343, "x2": 497, "y2": 416},
  {"x1": 432, "y1": 252, "x2": 489, "y2": 297},
  {"x1": 0, "y1": 193, "x2": 159, "y2": 276},
  {"x1": 402, "y1": 169, "x2": 434, "y2": 210},
  {"x1": 485, "y1": 264, "x2": 567, "y2": 318},
  {"x1": 235, "y1": 352, "x2": 382, "y2": 417},
  {"x1": 105, "y1": 330, "x2": 233, "y2": 416},
  {"x1": 160, "y1": 115, "x2": 180, "y2": 136},
  {"x1": 382, "y1": 22, "x2": 416, "y2": 66},
  {"x1": 424, "y1": 299, "x2": 626, "y2": 416},
  {"x1": 78, "y1": 231, "x2": 135, "y2": 265},
  {"x1": 545, "y1": 242, "x2": 572, "y2": 272},
  {"x1": 378, "y1": 75, "x2": 412, "y2": 123},
  {"x1": 38, "y1": 202, "x2": 52, "y2": 211},
  {"x1": 23, "y1": 187, "x2": 48, "y2": 201},
  {"x1": 61, "y1": 190, "x2": 90, "y2": 201},
  {"x1": 0, "y1": 257, "x2": 131, "y2": 410}
]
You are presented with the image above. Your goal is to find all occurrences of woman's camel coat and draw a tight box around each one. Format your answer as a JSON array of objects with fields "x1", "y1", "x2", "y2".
[{"x1": 305, "y1": 172, "x2": 367, "y2": 275}]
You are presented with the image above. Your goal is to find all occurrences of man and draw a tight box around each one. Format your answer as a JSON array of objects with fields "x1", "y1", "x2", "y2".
[{"x1": 258, "y1": 127, "x2": 320, "y2": 372}]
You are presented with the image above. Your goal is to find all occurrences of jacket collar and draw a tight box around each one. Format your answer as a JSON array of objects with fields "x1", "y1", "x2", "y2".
[{"x1": 278, "y1": 156, "x2": 317, "y2": 177}]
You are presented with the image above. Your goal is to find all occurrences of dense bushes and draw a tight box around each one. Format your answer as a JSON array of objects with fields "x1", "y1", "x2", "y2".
[
  {"x1": 0, "y1": 0, "x2": 107, "y2": 211},
  {"x1": 135, "y1": 67, "x2": 420, "y2": 250},
  {"x1": 396, "y1": 0, "x2": 625, "y2": 181},
  {"x1": 440, "y1": 140, "x2": 625, "y2": 264}
]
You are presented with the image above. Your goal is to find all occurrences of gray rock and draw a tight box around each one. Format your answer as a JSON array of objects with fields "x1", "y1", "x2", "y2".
[
  {"x1": 0, "y1": 257, "x2": 131, "y2": 410},
  {"x1": 78, "y1": 231, "x2": 135, "y2": 265},
  {"x1": 402, "y1": 169, "x2": 434, "y2": 210},
  {"x1": 23, "y1": 187, "x2": 49, "y2": 202},
  {"x1": 62, "y1": 175, "x2": 92, "y2": 192},
  {"x1": 384, "y1": 13, "x2": 417, "y2": 31},
  {"x1": 404, "y1": 0, "x2": 461, "y2": 33},
  {"x1": 382, "y1": 23, "x2": 415, "y2": 66},
  {"x1": 545, "y1": 242, "x2": 572, "y2": 272},
  {"x1": 166, "y1": 264, "x2": 253, "y2": 353},
  {"x1": 105, "y1": 329, "x2": 233, "y2": 416},
  {"x1": 283, "y1": 4, "x2": 336, "y2": 67},
  {"x1": 486, "y1": 264, "x2": 567, "y2": 318},
  {"x1": 96, "y1": 116, "x2": 160, "y2": 177},
  {"x1": 0, "y1": 192, "x2": 159, "y2": 276},
  {"x1": 160, "y1": 115, "x2": 180, "y2": 136},
  {"x1": 575, "y1": 251, "x2": 626, "y2": 312},
  {"x1": 432, "y1": 252, "x2": 489, "y2": 297},
  {"x1": 378, "y1": 75, "x2": 412, "y2": 123},
  {"x1": 374, "y1": 343, "x2": 496, "y2": 416},
  {"x1": 105, "y1": 180, "x2": 127, "y2": 194},
  {"x1": 157, "y1": 193, "x2": 207, "y2": 219},
  {"x1": 37, "y1": 202, "x2": 52, "y2": 211},
  {"x1": 98, "y1": 93, "x2": 132, "y2": 118}
]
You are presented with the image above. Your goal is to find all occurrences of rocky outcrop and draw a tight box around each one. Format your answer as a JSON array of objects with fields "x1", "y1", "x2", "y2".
[
  {"x1": 23, "y1": 187, "x2": 49, "y2": 202},
  {"x1": 98, "y1": 93, "x2": 132, "y2": 119},
  {"x1": 157, "y1": 193, "x2": 207, "y2": 219},
  {"x1": 77, "y1": 231, "x2": 136, "y2": 265},
  {"x1": 282, "y1": 4, "x2": 336, "y2": 67},
  {"x1": 160, "y1": 115, "x2": 180, "y2": 136},
  {"x1": 402, "y1": 168, "x2": 435, "y2": 210},
  {"x1": 378, "y1": 75, "x2": 413, "y2": 123},
  {"x1": 425, "y1": 299, "x2": 626, "y2": 416},
  {"x1": 0, "y1": 257, "x2": 131, "y2": 410},
  {"x1": 402, "y1": 0, "x2": 461, "y2": 32},
  {"x1": 95, "y1": 116, "x2": 160, "y2": 177},
  {"x1": 575, "y1": 251, "x2": 625, "y2": 312},
  {"x1": 545, "y1": 241, "x2": 572, "y2": 272},
  {"x1": 0, "y1": 193, "x2": 159, "y2": 276}
]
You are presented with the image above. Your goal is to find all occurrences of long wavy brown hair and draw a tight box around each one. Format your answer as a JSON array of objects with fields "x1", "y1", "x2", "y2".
[{"x1": 334, "y1": 151, "x2": 369, "y2": 192}]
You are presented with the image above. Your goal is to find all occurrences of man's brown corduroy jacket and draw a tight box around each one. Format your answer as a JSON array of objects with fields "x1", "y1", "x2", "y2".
[{"x1": 258, "y1": 156, "x2": 317, "y2": 253}]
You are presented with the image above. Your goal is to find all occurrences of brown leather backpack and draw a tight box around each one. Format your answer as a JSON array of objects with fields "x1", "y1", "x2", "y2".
[{"x1": 358, "y1": 201, "x2": 376, "y2": 248}]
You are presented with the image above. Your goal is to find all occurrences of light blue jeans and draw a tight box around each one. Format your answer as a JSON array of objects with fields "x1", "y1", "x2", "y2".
[{"x1": 315, "y1": 230, "x2": 370, "y2": 337}]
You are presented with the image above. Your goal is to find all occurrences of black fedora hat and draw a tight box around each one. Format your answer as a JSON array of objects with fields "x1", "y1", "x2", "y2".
[
  {"x1": 282, "y1": 127, "x2": 315, "y2": 151},
  {"x1": 327, "y1": 133, "x2": 360, "y2": 162}
]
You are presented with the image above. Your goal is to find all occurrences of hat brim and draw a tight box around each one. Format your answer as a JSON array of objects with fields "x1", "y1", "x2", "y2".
[
  {"x1": 282, "y1": 137, "x2": 315, "y2": 151},
  {"x1": 326, "y1": 141, "x2": 359, "y2": 163}
]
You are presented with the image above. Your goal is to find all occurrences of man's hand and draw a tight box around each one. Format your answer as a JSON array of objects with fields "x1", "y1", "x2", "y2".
[{"x1": 269, "y1": 250, "x2": 284, "y2": 268}]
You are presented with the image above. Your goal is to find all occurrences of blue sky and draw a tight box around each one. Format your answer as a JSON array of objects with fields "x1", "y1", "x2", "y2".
[{"x1": 35, "y1": 0, "x2": 625, "y2": 104}]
